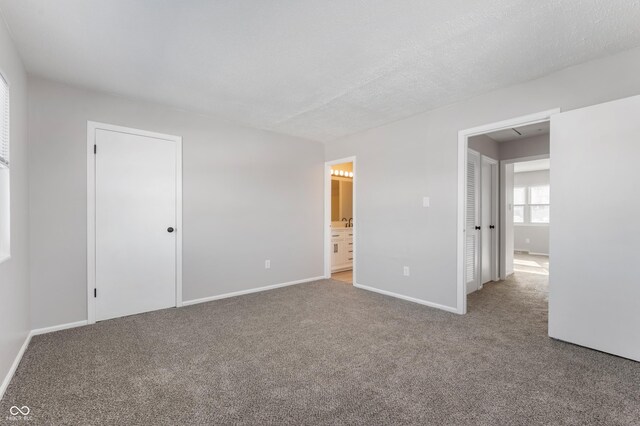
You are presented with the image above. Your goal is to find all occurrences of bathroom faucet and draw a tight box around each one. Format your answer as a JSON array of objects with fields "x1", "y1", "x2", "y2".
[
  {"x1": 348, "y1": 218, "x2": 353, "y2": 227},
  {"x1": 342, "y1": 218, "x2": 348, "y2": 227}
]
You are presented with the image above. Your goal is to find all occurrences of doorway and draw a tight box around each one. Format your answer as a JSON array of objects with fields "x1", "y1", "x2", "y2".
[
  {"x1": 87, "y1": 122, "x2": 183, "y2": 323},
  {"x1": 457, "y1": 109, "x2": 558, "y2": 314},
  {"x1": 325, "y1": 157, "x2": 356, "y2": 285},
  {"x1": 504, "y1": 156, "x2": 550, "y2": 278}
]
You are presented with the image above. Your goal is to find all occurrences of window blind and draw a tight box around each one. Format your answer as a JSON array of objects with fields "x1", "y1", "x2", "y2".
[{"x1": 0, "y1": 73, "x2": 8, "y2": 168}]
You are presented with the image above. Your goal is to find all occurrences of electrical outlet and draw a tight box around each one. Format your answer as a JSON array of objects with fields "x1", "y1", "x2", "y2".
[
  {"x1": 423, "y1": 196, "x2": 430, "y2": 208},
  {"x1": 525, "y1": 238, "x2": 531, "y2": 244},
  {"x1": 265, "y1": 260, "x2": 271, "y2": 269},
  {"x1": 403, "y1": 266, "x2": 410, "y2": 276}
]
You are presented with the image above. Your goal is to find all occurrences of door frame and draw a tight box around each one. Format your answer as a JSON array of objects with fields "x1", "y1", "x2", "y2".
[
  {"x1": 324, "y1": 156, "x2": 356, "y2": 283},
  {"x1": 86, "y1": 121, "x2": 183, "y2": 324},
  {"x1": 456, "y1": 108, "x2": 559, "y2": 314}
]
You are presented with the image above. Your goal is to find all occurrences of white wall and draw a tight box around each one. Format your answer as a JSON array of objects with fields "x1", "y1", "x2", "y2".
[
  {"x1": 468, "y1": 133, "x2": 549, "y2": 162},
  {"x1": 28, "y1": 77, "x2": 324, "y2": 329},
  {"x1": 468, "y1": 134, "x2": 499, "y2": 160},
  {"x1": 0, "y1": 18, "x2": 29, "y2": 394},
  {"x1": 502, "y1": 164, "x2": 515, "y2": 277},
  {"x1": 513, "y1": 170, "x2": 550, "y2": 255},
  {"x1": 500, "y1": 134, "x2": 549, "y2": 161},
  {"x1": 325, "y1": 47, "x2": 640, "y2": 310}
]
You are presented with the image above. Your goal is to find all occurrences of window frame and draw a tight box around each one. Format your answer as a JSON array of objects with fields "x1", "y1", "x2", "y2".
[
  {"x1": 0, "y1": 70, "x2": 9, "y2": 264},
  {"x1": 513, "y1": 186, "x2": 526, "y2": 224},
  {"x1": 513, "y1": 184, "x2": 550, "y2": 225},
  {"x1": 528, "y1": 185, "x2": 550, "y2": 224}
]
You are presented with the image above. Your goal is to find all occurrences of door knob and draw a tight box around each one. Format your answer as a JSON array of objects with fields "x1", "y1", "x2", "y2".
[
  {"x1": 489, "y1": 225, "x2": 495, "y2": 229},
  {"x1": 475, "y1": 226, "x2": 481, "y2": 230},
  {"x1": 167, "y1": 227, "x2": 174, "y2": 233}
]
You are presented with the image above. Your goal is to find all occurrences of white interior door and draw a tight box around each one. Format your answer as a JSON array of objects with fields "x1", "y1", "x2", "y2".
[
  {"x1": 550, "y1": 94, "x2": 640, "y2": 361},
  {"x1": 95, "y1": 128, "x2": 178, "y2": 321},
  {"x1": 466, "y1": 149, "x2": 481, "y2": 294},
  {"x1": 481, "y1": 156, "x2": 498, "y2": 284}
]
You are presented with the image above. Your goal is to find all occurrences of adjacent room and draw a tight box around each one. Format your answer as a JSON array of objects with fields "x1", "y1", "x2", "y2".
[
  {"x1": 330, "y1": 161, "x2": 354, "y2": 284},
  {"x1": 1, "y1": 1, "x2": 639, "y2": 424},
  {"x1": 512, "y1": 158, "x2": 550, "y2": 276}
]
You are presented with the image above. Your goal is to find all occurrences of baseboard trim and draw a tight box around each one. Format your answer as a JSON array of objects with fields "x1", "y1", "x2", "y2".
[
  {"x1": 31, "y1": 320, "x2": 88, "y2": 336},
  {"x1": 353, "y1": 283, "x2": 460, "y2": 314},
  {"x1": 514, "y1": 250, "x2": 549, "y2": 256},
  {"x1": 182, "y1": 276, "x2": 325, "y2": 307},
  {"x1": 0, "y1": 332, "x2": 31, "y2": 401},
  {"x1": 1, "y1": 320, "x2": 89, "y2": 400}
]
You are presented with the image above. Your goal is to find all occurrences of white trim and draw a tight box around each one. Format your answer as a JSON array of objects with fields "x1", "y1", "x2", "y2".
[
  {"x1": 527, "y1": 251, "x2": 549, "y2": 256},
  {"x1": 457, "y1": 109, "x2": 559, "y2": 314},
  {"x1": 182, "y1": 276, "x2": 325, "y2": 306},
  {"x1": 324, "y1": 156, "x2": 356, "y2": 285},
  {"x1": 1, "y1": 321, "x2": 88, "y2": 400},
  {"x1": 86, "y1": 121, "x2": 183, "y2": 324},
  {"x1": 30, "y1": 320, "x2": 88, "y2": 336},
  {"x1": 175, "y1": 134, "x2": 183, "y2": 308},
  {"x1": 0, "y1": 333, "x2": 30, "y2": 401},
  {"x1": 353, "y1": 283, "x2": 458, "y2": 314},
  {"x1": 501, "y1": 153, "x2": 550, "y2": 166}
]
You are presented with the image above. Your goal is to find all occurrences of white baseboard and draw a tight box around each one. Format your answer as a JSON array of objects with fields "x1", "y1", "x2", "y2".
[
  {"x1": 1, "y1": 320, "x2": 88, "y2": 400},
  {"x1": 0, "y1": 332, "x2": 31, "y2": 401},
  {"x1": 182, "y1": 276, "x2": 325, "y2": 307},
  {"x1": 515, "y1": 249, "x2": 549, "y2": 256},
  {"x1": 353, "y1": 283, "x2": 460, "y2": 314},
  {"x1": 31, "y1": 320, "x2": 88, "y2": 336}
]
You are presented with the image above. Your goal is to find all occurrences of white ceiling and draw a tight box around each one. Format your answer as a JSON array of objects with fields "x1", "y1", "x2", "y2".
[
  {"x1": 1, "y1": 1, "x2": 640, "y2": 142},
  {"x1": 514, "y1": 158, "x2": 550, "y2": 173},
  {"x1": 486, "y1": 121, "x2": 550, "y2": 143}
]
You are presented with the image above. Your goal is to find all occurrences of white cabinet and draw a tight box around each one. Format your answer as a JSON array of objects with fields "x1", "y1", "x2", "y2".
[{"x1": 331, "y1": 228, "x2": 353, "y2": 272}]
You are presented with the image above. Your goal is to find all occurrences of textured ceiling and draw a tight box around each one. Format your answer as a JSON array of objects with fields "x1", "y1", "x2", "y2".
[{"x1": 1, "y1": 1, "x2": 640, "y2": 142}]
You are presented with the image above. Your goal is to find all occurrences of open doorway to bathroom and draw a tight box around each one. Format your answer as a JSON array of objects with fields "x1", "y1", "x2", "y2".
[{"x1": 325, "y1": 157, "x2": 356, "y2": 285}]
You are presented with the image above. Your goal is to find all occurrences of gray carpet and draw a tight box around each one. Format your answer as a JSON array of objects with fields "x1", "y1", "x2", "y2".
[{"x1": 2, "y1": 271, "x2": 639, "y2": 425}]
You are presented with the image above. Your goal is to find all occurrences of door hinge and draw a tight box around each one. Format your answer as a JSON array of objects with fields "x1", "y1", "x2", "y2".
[
  {"x1": 94, "y1": 288, "x2": 97, "y2": 298},
  {"x1": 94, "y1": 144, "x2": 97, "y2": 154}
]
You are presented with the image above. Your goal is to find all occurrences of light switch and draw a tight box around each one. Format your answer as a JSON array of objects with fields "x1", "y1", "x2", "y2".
[
  {"x1": 423, "y1": 196, "x2": 430, "y2": 207},
  {"x1": 265, "y1": 260, "x2": 271, "y2": 269},
  {"x1": 403, "y1": 266, "x2": 410, "y2": 276}
]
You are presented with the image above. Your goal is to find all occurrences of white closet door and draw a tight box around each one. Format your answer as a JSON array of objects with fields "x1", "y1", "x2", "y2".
[
  {"x1": 95, "y1": 129, "x2": 177, "y2": 321},
  {"x1": 481, "y1": 157, "x2": 497, "y2": 284},
  {"x1": 466, "y1": 150, "x2": 481, "y2": 294},
  {"x1": 550, "y1": 94, "x2": 640, "y2": 361}
]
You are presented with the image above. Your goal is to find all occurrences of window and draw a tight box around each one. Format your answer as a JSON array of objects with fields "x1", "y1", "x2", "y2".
[
  {"x1": 0, "y1": 72, "x2": 9, "y2": 262},
  {"x1": 513, "y1": 187, "x2": 525, "y2": 223},
  {"x1": 0, "y1": 73, "x2": 7, "y2": 167},
  {"x1": 513, "y1": 184, "x2": 550, "y2": 224},
  {"x1": 529, "y1": 186, "x2": 550, "y2": 223}
]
